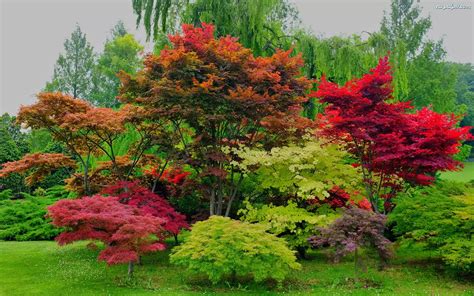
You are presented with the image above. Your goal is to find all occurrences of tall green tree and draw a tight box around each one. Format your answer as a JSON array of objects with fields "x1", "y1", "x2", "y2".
[
  {"x1": 0, "y1": 114, "x2": 27, "y2": 193},
  {"x1": 449, "y1": 63, "x2": 474, "y2": 127},
  {"x1": 45, "y1": 24, "x2": 96, "y2": 99},
  {"x1": 90, "y1": 30, "x2": 143, "y2": 107},
  {"x1": 380, "y1": 0, "x2": 460, "y2": 114},
  {"x1": 380, "y1": 0, "x2": 431, "y2": 100}
]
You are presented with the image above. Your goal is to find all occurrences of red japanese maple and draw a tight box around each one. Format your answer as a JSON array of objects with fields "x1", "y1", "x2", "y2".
[
  {"x1": 309, "y1": 186, "x2": 372, "y2": 211},
  {"x1": 314, "y1": 57, "x2": 471, "y2": 212},
  {"x1": 101, "y1": 181, "x2": 189, "y2": 237},
  {"x1": 47, "y1": 196, "x2": 166, "y2": 275}
]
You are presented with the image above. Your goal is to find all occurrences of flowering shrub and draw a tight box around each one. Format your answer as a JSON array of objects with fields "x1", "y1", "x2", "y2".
[{"x1": 170, "y1": 216, "x2": 300, "y2": 284}]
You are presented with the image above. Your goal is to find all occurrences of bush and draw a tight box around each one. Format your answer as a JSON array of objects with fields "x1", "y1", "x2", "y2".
[
  {"x1": 389, "y1": 181, "x2": 473, "y2": 273},
  {"x1": 170, "y1": 216, "x2": 301, "y2": 284},
  {"x1": 0, "y1": 189, "x2": 13, "y2": 200},
  {"x1": 0, "y1": 195, "x2": 61, "y2": 241},
  {"x1": 309, "y1": 208, "x2": 392, "y2": 268},
  {"x1": 239, "y1": 201, "x2": 336, "y2": 258}
]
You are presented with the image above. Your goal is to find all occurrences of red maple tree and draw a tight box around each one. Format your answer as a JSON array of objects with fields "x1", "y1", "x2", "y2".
[
  {"x1": 314, "y1": 57, "x2": 471, "y2": 212},
  {"x1": 47, "y1": 195, "x2": 166, "y2": 276},
  {"x1": 101, "y1": 181, "x2": 189, "y2": 240}
]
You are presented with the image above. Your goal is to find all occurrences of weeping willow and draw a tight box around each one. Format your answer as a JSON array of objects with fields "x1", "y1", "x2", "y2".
[
  {"x1": 295, "y1": 31, "x2": 391, "y2": 119},
  {"x1": 132, "y1": 0, "x2": 298, "y2": 56}
]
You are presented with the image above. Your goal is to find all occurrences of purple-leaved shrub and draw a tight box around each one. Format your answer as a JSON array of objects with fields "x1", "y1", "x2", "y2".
[{"x1": 308, "y1": 207, "x2": 392, "y2": 269}]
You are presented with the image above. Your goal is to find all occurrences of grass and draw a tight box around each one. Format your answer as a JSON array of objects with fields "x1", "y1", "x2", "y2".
[
  {"x1": 440, "y1": 162, "x2": 474, "y2": 182},
  {"x1": 0, "y1": 241, "x2": 472, "y2": 296}
]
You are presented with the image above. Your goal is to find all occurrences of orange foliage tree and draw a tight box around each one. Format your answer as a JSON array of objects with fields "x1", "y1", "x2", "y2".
[
  {"x1": 0, "y1": 153, "x2": 76, "y2": 186},
  {"x1": 10, "y1": 92, "x2": 156, "y2": 194},
  {"x1": 118, "y1": 23, "x2": 314, "y2": 216}
]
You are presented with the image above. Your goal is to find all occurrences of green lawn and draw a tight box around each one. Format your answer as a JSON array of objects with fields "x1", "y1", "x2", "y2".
[
  {"x1": 441, "y1": 162, "x2": 474, "y2": 182},
  {"x1": 0, "y1": 241, "x2": 472, "y2": 296}
]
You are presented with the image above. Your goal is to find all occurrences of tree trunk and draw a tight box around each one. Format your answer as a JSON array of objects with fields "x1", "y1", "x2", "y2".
[
  {"x1": 128, "y1": 261, "x2": 134, "y2": 277},
  {"x1": 209, "y1": 189, "x2": 215, "y2": 216},
  {"x1": 354, "y1": 248, "x2": 359, "y2": 280}
]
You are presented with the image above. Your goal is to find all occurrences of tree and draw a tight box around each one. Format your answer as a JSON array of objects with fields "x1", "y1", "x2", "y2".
[
  {"x1": 0, "y1": 153, "x2": 76, "y2": 186},
  {"x1": 45, "y1": 24, "x2": 96, "y2": 99},
  {"x1": 380, "y1": 0, "x2": 459, "y2": 115},
  {"x1": 90, "y1": 33, "x2": 143, "y2": 107},
  {"x1": 314, "y1": 57, "x2": 471, "y2": 212},
  {"x1": 232, "y1": 139, "x2": 360, "y2": 201},
  {"x1": 101, "y1": 181, "x2": 188, "y2": 242},
  {"x1": 110, "y1": 20, "x2": 128, "y2": 39},
  {"x1": 13, "y1": 92, "x2": 165, "y2": 195},
  {"x1": 450, "y1": 63, "x2": 474, "y2": 127},
  {"x1": 47, "y1": 195, "x2": 167, "y2": 276},
  {"x1": 0, "y1": 113, "x2": 30, "y2": 155},
  {"x1": 118, "y1": 23, "x2": 313, "y2": 216},
  {"x1": 380, "y1": 0, "x2": 431, "y2": 100},
  {"x1": 132, "y1": 0, "x2": 299, "y2": 56}
]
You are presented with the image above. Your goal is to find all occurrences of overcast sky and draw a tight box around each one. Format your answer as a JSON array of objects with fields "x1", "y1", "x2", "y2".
[{"x1": 1, "y1": 0, "x2": 472, "y2": 115}]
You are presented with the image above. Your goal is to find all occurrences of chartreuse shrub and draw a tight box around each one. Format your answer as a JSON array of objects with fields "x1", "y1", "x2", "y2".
[
  {"x1": 389, "y1": 181, "x2": 473, "y2": 273},
  {"x1": 0, "y1": 186, "x2": 72, "y2": 241},
  {"x1": 170, "y1": 216, "x2": 301, "y2": 285},
  {"x1": 239, "y1": 201, "x2": 337, "y2": 258}
]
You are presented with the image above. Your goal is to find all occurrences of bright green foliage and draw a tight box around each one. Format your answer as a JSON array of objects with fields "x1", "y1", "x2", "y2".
[
  {"x1": 0, "y1": 198, "x2": 58, "y2": 241},
  {"x1": 381, "y1": 0, "x2": 431, "y2": 100},
  {"x1": 0, "y1": 190, "x2": 13, "y2": 200},
  {"x1": 90, "y1": 33, "x2": 143, "y2": 107},
  {"x1": 170, "y1": 216, "x2": 300, "y2": 284},
  {"x1": 239, "y1": 201, "x2": 336, "y2": 254},
  {"x1": 406, "y1": 41, "x2": 458, "y2": 113},
  {"x1": 231, "y1": 140, "x2": 360, "y2": 200},
  {"x1": 389, "y1": 181, "x2": 474, "y2": 272},
  {"x1": 0, "y1": 186, "x2": 71, "y2": 241},
  {"x1": 295, "y1": 32, "x2": 386, "y2": 83}
]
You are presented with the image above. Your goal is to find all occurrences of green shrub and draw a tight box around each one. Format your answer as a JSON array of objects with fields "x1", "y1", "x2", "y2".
[
  {"x1": 0, "y1": 189, "x2": 13, "y2": 200},
  {"x1": 389, "y1": 181, "x2": 473, "y2": 273},
  {"x1": 0, "y1": 195, "x2": 62, "y2": 241},
  {"x1": 239, "y1": 201, "x2": 336, "y2": 258},
  {"x1": 170, "y1": 216, "x2": 301, "y2": 284}
]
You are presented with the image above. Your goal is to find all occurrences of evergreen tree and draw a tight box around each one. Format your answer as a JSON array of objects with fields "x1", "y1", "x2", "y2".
[{"x1": 45, "y1": 24, "x2": 95, "y2": 99}]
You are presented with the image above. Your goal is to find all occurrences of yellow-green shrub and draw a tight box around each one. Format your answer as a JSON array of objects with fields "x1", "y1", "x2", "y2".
[{"x1": 170, "y1": 216, "x2": 300, "y2": 284}]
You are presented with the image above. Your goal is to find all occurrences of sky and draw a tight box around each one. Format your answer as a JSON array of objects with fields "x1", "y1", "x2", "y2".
[{"x1": 1, "y1": 0, "x2": 472, "y2": 115}]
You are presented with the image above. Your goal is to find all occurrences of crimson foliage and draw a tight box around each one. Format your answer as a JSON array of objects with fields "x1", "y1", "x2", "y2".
[
  {"x1": 315, "y1": 57, "x2": 471, "y2": 212},
  {"x1": 309, "y1": 186, "x2": 372, "y2": 211},
  {"x1": 308, "y1": 207, "x2": 392, "y2": 264},
  {"x1": 101, "y1": 181, "x2": 189, "y2": 236},
  {"x1": 47, "y1": 196, "x2": 166, "y2": 266}
]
